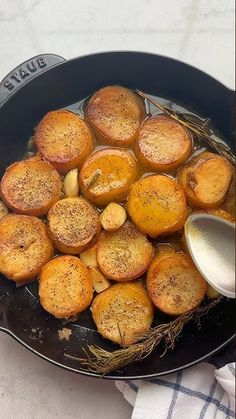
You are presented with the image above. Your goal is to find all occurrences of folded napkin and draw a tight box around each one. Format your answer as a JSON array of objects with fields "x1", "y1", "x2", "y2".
[{"x1": 116, "y1": 362, "x2": 235, "y2": 419}]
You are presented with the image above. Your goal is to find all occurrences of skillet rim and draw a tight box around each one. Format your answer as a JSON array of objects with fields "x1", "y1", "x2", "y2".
[{"x1": 0, "y1": 50, "x2": 235, "y2": 379}]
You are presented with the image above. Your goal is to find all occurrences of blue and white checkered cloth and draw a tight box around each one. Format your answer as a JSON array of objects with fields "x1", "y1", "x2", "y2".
[{"x1": 116, "y1": 362, "x2": 235, "y2": 419}]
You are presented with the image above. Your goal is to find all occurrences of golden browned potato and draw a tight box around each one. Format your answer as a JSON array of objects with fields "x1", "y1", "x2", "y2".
[
  {"x1": 80, "y1": 244, "x2": 98, "y2": 268},
  {"x1": 97, "y1": 220, "x2": 154, "y2": 281},
  {"x1": 147, "y1": 250, "x2": 207, "y2": 315},
  {"x1": 127, "y1": 174, "x2": 188, "y2": 238},
  {"x1": 47, "y1": 197, "x2": 101, "y2": 254},
  {"x1": 39, "y1": 255, "x2": 93, "y2": 319},
  {"x1": 100, "y1": 203, "x2": 127, "y2": 231},
  {"x1": 91, "y1": 281, "x2": 154, "y2": 346},
  {"x1": 178, "y1": 152, "x2": 233, "y2": 209},
  {"x1": 0, "y1": 214, "x2": 53, "y2": 283},
  {"x1": 136, "y1": 115, "x2": 192, "y2": 171},
  {"x1": 85, "y1": 86, "x2": 145, "y2": 146},
  {"x1": 0, "y1": 157, "x2": 62, "y2": 216},
  {"x1": 79, "y1": 148, "x2": 139, "y2": 206},
  {"x1": 181, "y1": 208, "x2": 235, "y2": 254},
  {"x1": 35, "y1": 110, "x2": 94, "y2": 174}
]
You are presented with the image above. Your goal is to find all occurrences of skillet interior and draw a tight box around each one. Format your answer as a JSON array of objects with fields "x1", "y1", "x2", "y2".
[{"x1": 0, "y1": 52, "x2": 235, "y2": 379}]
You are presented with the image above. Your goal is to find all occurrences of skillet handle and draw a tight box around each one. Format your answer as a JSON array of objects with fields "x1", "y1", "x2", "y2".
[{"x1": 0, "y1": 54, "x2": 65, "y2": 106}]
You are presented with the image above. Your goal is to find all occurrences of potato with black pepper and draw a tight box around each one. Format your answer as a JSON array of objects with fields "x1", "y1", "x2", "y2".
[
  {"x1": 178, "y1": 152, "x2": 233, "y2": 209},
  {"x1": 47, "y1": 197, "x2": 101, "y2": 254},
  {"x1": 79, "y1": 148, "x2": 139, "y2": 206},
  {"x1": 136, "y1": 115, "x2": 192, "y2": 171},
  {"x1": 91, "y1": 281, "x2": 154, "y2": 346},
  {"x1": 97, "y1": 221, "x2": 154, "y2": 281},
  {"x1": 0, "y1": 214, "x2": 53, "y2": 283},
  {"x1": 35, "y1": 110, "x2": 94, "y2": 174}
]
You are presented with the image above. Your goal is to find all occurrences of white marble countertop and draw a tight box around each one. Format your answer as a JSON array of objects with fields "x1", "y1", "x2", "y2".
[{"x1": 0, "y1": 1, "x2": 234, "y2": 418}]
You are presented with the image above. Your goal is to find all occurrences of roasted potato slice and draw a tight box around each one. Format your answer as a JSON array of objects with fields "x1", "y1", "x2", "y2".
[
  {"x1": 181, "y1": 208, "x2": 235, "y2": 254},
  {"x1": 85, "y1": 86, "x2": 145, "y2": 146},
  {"x1": 178, "y1": 152, "x2": 233, "y2": 209},
  {"x1": 91, "y1": 281, "x2": 154, "y2": 346},
  {"x1": 127, "y1": 174, "x2": 187, "y2": 237},
  {"x1": 198, "y1": 209, "x2": 234, "y2": 223},
  {"x1": 39, "y1": 255, "x2": 93, "y2": 319},
  {"x1": 222, "y1": 173, "x2": 235, "y2": 218},
  {"x1": 147, "y1": 250, "x2": 207, "y2": 315},
  {"x1": 0, "y1": 214, "x2": 53, "y2": 283},
  {"x1": 0, "y1": 157, "x2": 62, "y2": 216},
  {"x1": 63, "y1": 168, "x2": 79, "y2": 197},
  {"x1": 97, "y1": 220, "x2": 154, "y2": 281},
  {"x1": 206, "y1": 284, "x2": 220, "y2": 300},
  {"x1": 79, "y1": 148, "x2": 139, "y2": 206},
  {"x1": 100, "y1": 203, "x2": 127, "y2": 231},
  {"x1": 47, "y1": 197, "x2": 101, "y2": 254},
  {"x1": 35, "y1": 110, "x2": 94, "y2": 174},
  {"x1": 136, "y1": 115, "x2": 192, "y2": 171}
]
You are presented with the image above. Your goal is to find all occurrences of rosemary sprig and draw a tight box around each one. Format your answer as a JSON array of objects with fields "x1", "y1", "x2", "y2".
[
  {"x1": 137, "y1": 90, "x2": 235, "y2": 165},
  {"x1": 84, "y1": 169, "x2": 101, "y2": 191},
  {"x1": 64, "y1": 296, "x2": 222, "y2": 375}
]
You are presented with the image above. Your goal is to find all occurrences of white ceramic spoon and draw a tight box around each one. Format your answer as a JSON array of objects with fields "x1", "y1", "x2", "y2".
[{"x1": 184, "y1": 214, "x2": 235, "y2": 299}]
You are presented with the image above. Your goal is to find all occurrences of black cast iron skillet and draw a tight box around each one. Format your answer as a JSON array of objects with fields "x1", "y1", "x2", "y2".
[{"x1": 0, "y1": 52, "x2": 235, "y2": 380}]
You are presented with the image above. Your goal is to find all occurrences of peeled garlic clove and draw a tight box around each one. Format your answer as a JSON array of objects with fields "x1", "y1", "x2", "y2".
[
  {"x1": 100, "y1": 203, "x2": 126, "y2": 231},
  {"x1": 89, "y1": 267, "x2": 111, "y2": 293},
  {"x1": 63, "y1": 168, "x2": 79, "y2": 197},
  {"x1": 0, "y1": 200, "x2": 8, "y2": 220},
  {"x1": 80, "y1": 245, "x2": 98, "y2": 268}
]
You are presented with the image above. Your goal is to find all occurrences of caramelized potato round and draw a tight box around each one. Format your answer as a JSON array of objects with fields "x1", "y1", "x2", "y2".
[
  {"x1": 197, "y1": 209, "x2": 234, "y2": 223},
  {"x1": 35, "y1": 110, "x2": 94, "y2": 174},
  {"x1": 39, "y1": 255, "x2": 93, "y2": 319},
  {"x1": 85, "y1": 86, "x2": 145, "y2": 146},
  {"x1": 178, "y1": 152, "x2": 233, "y2": 209},
  {"x1": 0, "y1": 214, "x2": 53, "y2": 283},
  {"x1": 127, "y1": 175, "x2": 187, "y2": 238},
  {"x1": 47, "y1": 197, "x2": 101, "y2": 254},
  {"x1": 136, "y1": 115, "x2": 192, "y2": 171},
  {"x1": 79, "y1": 148, "x2": 139, "y2": 206},
  {"x1": 147, "y1": 251, "x2": 206, "y2": 315},
  {"x1": 97, "y1": 220, "x2": 154, "y2": 281},
  {"x1": 0, "y1": 157, "x2": 62, "y2": 216},
  {"x1": 91, "y1": 281, "x2": 154, "y2": 346}
]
